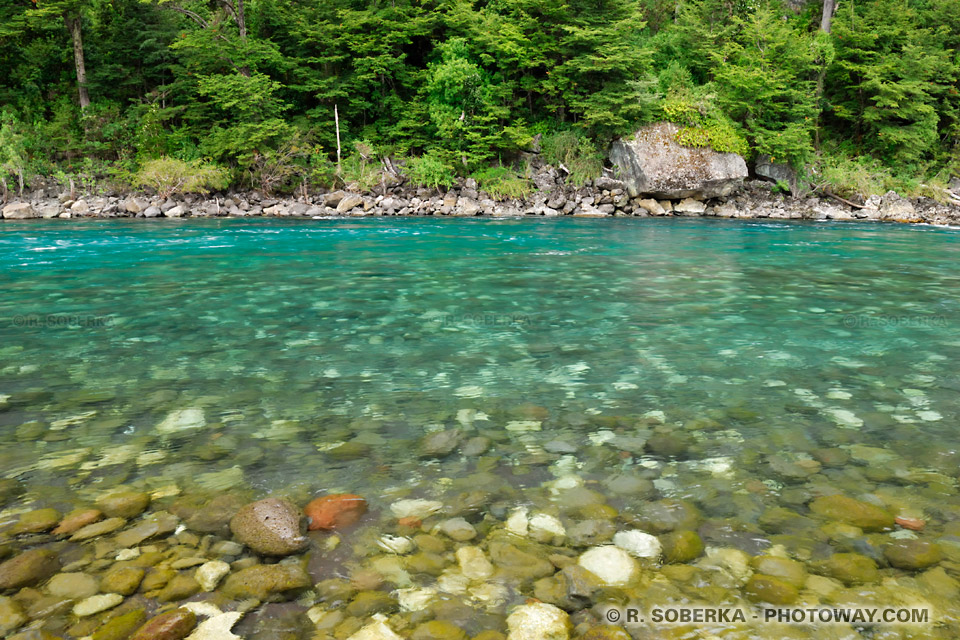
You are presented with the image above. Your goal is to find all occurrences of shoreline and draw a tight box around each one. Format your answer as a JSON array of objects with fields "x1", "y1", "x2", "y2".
[{"x1": 3, "y1": 179, "x2": 960, "y2": 227}]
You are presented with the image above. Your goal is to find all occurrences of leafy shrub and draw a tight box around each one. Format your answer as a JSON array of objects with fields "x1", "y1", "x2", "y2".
[
  {"x1": 540, "y1": 131, "x2": 604, "y2": 187},
  {"x1": 660, "y1": 96, "x2": 749, "y2": 157},
  {"x1": 133, "y1": 157, "x2": 230, "y2": 199},
  {"x1": 338, "y1": 140, "x2": 382, "y2": 192},
  {"x1": 471, "y1": 166, "x2": 532, "y2": 200},
  {"x1": 405, "y1": 151, "x2": 456, "y2": 190},
  {"x1": 246, "y1": 131, "x2": 315, "y2": 196}
]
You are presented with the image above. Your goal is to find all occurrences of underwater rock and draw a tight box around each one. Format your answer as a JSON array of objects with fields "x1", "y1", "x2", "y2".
[
  {"x1": 305, "y1": 494, "x2": 367, "y2": 531},
  {"x1": 229, "y1": 498, "x2": 308, "y2": 556},
  {"x1": 0, "y1": 549, "x2": 60, "y2": 590}
]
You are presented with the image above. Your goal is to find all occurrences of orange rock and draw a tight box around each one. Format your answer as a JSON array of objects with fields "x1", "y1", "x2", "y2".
[
  {"x1": 52, "y1": 509, "x2": 103, "y2": 535},
  {"x1": 895, "y1": 516, "x2": 925, "y2": 531},
  {"x1": 304, "y1": 494, "x2": 367, "y2": 531},
  {"x1": 397, "y1": 516, "x2": 422, "y2": 528}
]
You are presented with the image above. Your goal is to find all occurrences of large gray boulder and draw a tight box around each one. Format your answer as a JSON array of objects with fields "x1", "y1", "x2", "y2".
[
  {"x1": 2, "y1": 202, "x2": 39, "y2": 219},
  {"x1": 755, "y1": 154, "x2": 798, "y2": 194},
  {"x1": 609, "y1": 122, "x2": 748, "y2": 199}
]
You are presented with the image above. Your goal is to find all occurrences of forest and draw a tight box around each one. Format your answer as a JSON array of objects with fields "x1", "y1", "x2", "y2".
[{"x1": 1, "y1": 0, "x2": 958, "y2": 199}]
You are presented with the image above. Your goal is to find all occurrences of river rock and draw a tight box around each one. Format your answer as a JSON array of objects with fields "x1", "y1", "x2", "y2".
[
  {"x1": 47, "y1": 572, "x2": 99, "y2": 599},
  {"x1": 506, "y1": 602, "x2": 570, "y2": 640},
  {"x1": 439, "y1": 517, "x2": 477, "y2": 541},
  {"x1": 820, "y1": 552, "x2": 879, "y2": 585},
  {"x1": 390, "y1": 499, "x2": 444, "y2": 520},
  {"x1": 660, "y1": 530, "x2": 704, "y2": 563},
  {"x1": 884, "y1": 540, "x2": 942, "y2": 570},
  {"x1": 336, "y1": 195, "x2": 364, "y2": 213},
  {"x1": 346, "y1": 616, "x2": 404, "y2": 640},
  {"x1": 220, "y1": 563, "x2": 311, "y2": 600},
  {"x1": 347, "y1": 591, "x2": 398, "y2": 617},
  {"x1": 752, "y1": 556, "x2": 807, "y2": 588},
  {"x1": 489, "y1": 541, "x2": 554, "y2": 582},
  {"x1": 229, "y1": 498, "x2": 308, "y2": 556},
  {"x1": 195, "y1": 560, "x2": 230, "y2": 591},
  {"x1": 100, "y1": 567, "x2": 145, "y2": 595},
  {"x1": 115, "y1": 511, "x2": 179, "y2": 547},
  {"x1": 12, "y1": 508, "x2": 61, "y2": 534},
  {"x1": 755, "y1": 154, "x2": 798, "y2": 193},
  {"x1": 578, "y1": 546, "x2": 638, "y2": 586},
  {"x1": 609, "y1": 122, "x2": 748, "y2": 199},
  {"x1": 419, "y1": 429, "x2": 463, "y2": 458},
  {"x1": 157, "y1": 408, "x2": 206, "y2": 434},
  {"x1": 411, "y1": 620, "x2": 469, "y2": 640},
  {"x1": 73, "y1": 593, "x2": 124, "y2": 617},
  {"x1": 0, "y1": 596, "x2": 26, "y2": 635},
  {"x1": 130, "y1": 608, "x2": 197, "y2": 640},
  {"x1": 2, "y1": 203, "x2": 39, "y2": 219},
  {"x1": 613, "y1": 530, "x2": 662, "y2": 559},
  {"x1": 70, "y1": 517, "x2": 126, "y2": 541},
  {"x1": 456, "y1": 546, "x2": 494, "y2": 580},
  {"x1": 96, "y1": 490, "x2": 150, "y2": 518},
  {"x1": 157, "y1": 574, "x2": 201, "y2": 602},
  {"x1": 0, "y1": 548, "x2": 60, "y2": 589},
  {"x1": 745, "y1": 574, "x2": 798, "y2": 604},
  {"x1": 879, "y1": 191, "x2": 917, "y2": 221},
  {"x1": 91, "y1": 608, "x2": 147, "y2": 640},
  {"x1": 304, "y1": 494, "x2": 367, "y2": 531},
  {"x1": 809, "y1": 495, "x2": 894, "y2": 531},
  {"x1": 52, "y1": 509, "x2": 103, "y2": 535}
]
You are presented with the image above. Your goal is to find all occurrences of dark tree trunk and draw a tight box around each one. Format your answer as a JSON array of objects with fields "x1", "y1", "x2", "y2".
[{"x1": 65, "y1": 14, "x2": 90, "y2": 110}]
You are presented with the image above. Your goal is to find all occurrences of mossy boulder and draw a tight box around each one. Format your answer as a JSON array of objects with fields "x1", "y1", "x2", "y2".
[
  {"x1": 751, "y1": 556, "x2": 807, "y2": 588},
  {"x1": 745, "y1": 574, "x2": 799, "y2": 604},
  {"x1": 91, "y1": 608, "x2": 147, "y2": 640},
  {"x1": 809, "y1": 495, "x2": 893, "y2": 532},
  {"x1": 820, "y1": 553, "x2": 879, "y2": 585},
  {"x1": 100, "y1": 567, "x2": 145, "y2": 595},
  {"x1": 220, "y1": 563, "x2": 311, "y2": 600},
  {"x1": 12, "y1": 508, "x2": 61, "y2": 534},
  {"x1": 660, "y1": 530, "x2": 704, "y2": 563},
  {"x1": 884, "y1": 540, "x2": 942, "y2": 570},
  {"x1": 96, "y1": 491, "x2": 150, "y2": 519},
  {"x1": 411, "y1": 620, "x2": 469, "y2": 640}
]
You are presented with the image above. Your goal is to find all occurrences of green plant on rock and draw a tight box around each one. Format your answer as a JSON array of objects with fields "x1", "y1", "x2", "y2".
[
  {"x1": 660, "y1": 94, "x2": 749, "y2": 157},
  {"x1": 540, "y1": 131, "x2": 603, "y2": 186},
  {"x1": 405, "y1": 151, "x2": 456, "y2": 190},
  {"x1": 0, "y1": 110, "x2": 28, "y2": 199},
  {"x1": 338, "y1": 140, "x2": 382, "y2": 192},
  {"x1": 471, "y1": 165, "x2": 532, "y2": 200},
  {"x1": 133, "y1": 157, "x2": 230, "y2": 199}
]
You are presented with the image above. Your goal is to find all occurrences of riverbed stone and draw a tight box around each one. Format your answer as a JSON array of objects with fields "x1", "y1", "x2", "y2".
[
  {"x1": 883, "y1": 540, "x2": 942, "y2": 570},
  {"x1": 745, "y1": 574, "x2": 799, "y2": 604},
  {"x1": 578, "y1": 546, "x2": 638, "y2": 586},
  {"x1": 96, "y1": 490, "x2": 150, "y2": 518},
  {"x1": 70, "y1": 517, "x2": 127, "y2": 541},
  {"x1": 456, "y1": 546, "x2": 494, "y2": 581},
  {"x1": 73, "y1": 593, "x2": 124, "y2": 617},
  {"x1": 660, "y1": 530, "x2": 704, "y2": 563},
  {"x1": 820, "y1": 552, "x2": 879, "y2": 585},
  {"x1": 12, "y1": 508, "x2": 61, "y2": 534},
  {"x1": 613, "y1": 530, "x2": 662, "y2": 559},
  {"x1": 220, "y1": 563, "x2": 311, "y2": 600},
  {"x1": 130, "y1": 607, "x2": 197, "y2": 640},
  {"x1": 229, "y1": 497, "x2": 308, "y2": 556},
  {"x1": 2, "y1": 203, "x2": 39, "y2": 219},
  {"x1": 114, "y1": 511, "x2": 179, "y2": 547},
  {"x1": 0, "y1": 548, "x2": 60, "y2": 589},
  {"x1": 52, "y1": 509, "x2": 103, "y2": 535},
  {"x1": 304, "y1": 494, "x2": 367, "y2": 531},
  {"x1": 91, "y1": 608, "x2": 147, "y2": 640},
  {"x1": 751, "y1": 556, "x2": 807, "y2": 588},
  {"x1": 419, "y1": 429, "x2": 463, "y2": 458},
  {"x1": 47, "y1": 572, "x2": 99, "y2": 599},
  {"x1": 438, "y1": 517, "x2": 477, "y2": 542},
  {"x1": 506, "y1": 601, "x2": 570, "y2": 640},
  {"x1": 809, "y1": 495, "x2": 894, "y2": 531},
  {"x1": 195, "y1": 560, "x2": 230, "y2": 591},
  {"x1": 489, "y1": 541, "x2": 554, "y2": 583},
  {"x1": 347, "y1": 591, "x2": 399, "y2": 617},
  {"x1": 0, "y1": 596, "x2": 26, "y2": 635},
  {"x1": 411, "y1": 620, "x2": 469, "y2": 640},
  {"x1": 100, "y1": 566, "x2": 145, "y2": 595}
]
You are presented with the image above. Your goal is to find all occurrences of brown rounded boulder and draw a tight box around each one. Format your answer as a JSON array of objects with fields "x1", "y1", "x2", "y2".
[{"x1": 229, "y1": 497, "x2": 308, "y2": 556}]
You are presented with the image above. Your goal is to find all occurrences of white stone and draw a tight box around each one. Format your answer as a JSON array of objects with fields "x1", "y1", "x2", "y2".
[
  {"x1": 72, "y1": 593, "x2": 124, "y2": 617},
  {"x1": 48, "y1": 573, "x2": 99, "y2": 599},
  {"x1": 456, "y1": 546, "x2": 494, "y2": 581},
  {"x1": 578, "y1": 546, "x2": 639, "y2": 586},
  {"x1": 195, "y1": 560, "x2": 230, "y2": 591},
  {"x1": 438, "y1": 517, "x2": 477, "y2": 541},
  {"x1": 436, "y1": 568, "x2": 470, "y2": 595},
  {"x1": 377, "y1": 535, "x2": 414, "y2": 554},
  {"x1": 346, "y1": 614, "x2": 404, "y2": 640},
  {"x1": 613, "y1": 530, "x2": 662, "y2": 559},
  {"x1": 506, "y1": 602, "x2": 570, "y2": 640},
  {"x1": 505, "y1": 420, "x2": 541, "y2": 432},
  {"x1": 397, "y1": 587, "x2": 437, "y2": 612},
  {"x1": 528, "y1": 513, "x2": 566, "y2": 543},
  {"x1": 505, "y1": 507, "x2": 529, "y2": 536},
  {"x1": 389, "y1": 499, "x2": 443, "y2": 520},
  {"x1": 470, "y1": 582, "x2": 509, "y2": 609},
  {"x1": 698, "y1": 547, "x2": 753, "y2": 585},
  {"x1": 157, "y1": 408, "x2": 206, "y2": 434},
  {"x1": 186, "y1": 611, "x2": 243, "y2": 640}
]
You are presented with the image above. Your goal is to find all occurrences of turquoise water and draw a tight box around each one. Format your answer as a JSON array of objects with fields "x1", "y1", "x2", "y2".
[{"x1": 2, "y1": 218, "x2": 960, "y2": 636}]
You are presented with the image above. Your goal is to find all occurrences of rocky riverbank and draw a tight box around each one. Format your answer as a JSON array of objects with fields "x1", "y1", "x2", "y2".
[{"x1": 2, "y1": 174, "x2": 960, "y2": 226}]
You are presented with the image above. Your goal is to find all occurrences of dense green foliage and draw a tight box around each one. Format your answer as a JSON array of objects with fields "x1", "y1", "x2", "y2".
[{"x1": 0, "y1": 0, "x2": 957, "y2": 196}]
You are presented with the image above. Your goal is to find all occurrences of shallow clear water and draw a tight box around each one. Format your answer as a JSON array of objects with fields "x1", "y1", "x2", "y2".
[{"x1": 1, "y1": 218, "x2": 960, "y2": 636}]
